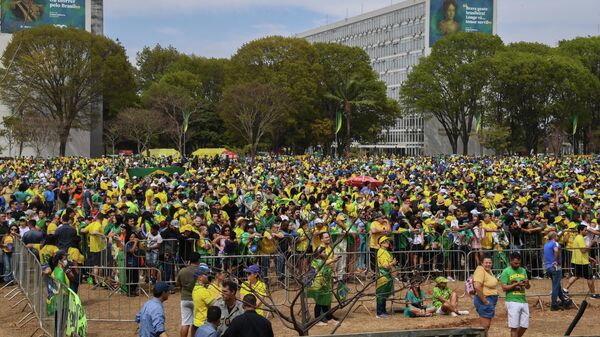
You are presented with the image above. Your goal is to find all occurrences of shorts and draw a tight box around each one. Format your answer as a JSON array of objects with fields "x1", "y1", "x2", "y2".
[
  {"x1": 474, "y1": 295, "x2": 497, "y2": 319},
  {"x1": 505, "y1": 302, "x2": 529, "y2": 329},
  {"x1": 180, "y1": 300, "x2": 194, "y2": 326},
  {"x1": 574, "y1": 264, "x2": 592, "y2": 280},
  {"x1": 88, "y1": 252, "x2": 102, "y2": 266},
  {"x1": 436, "y1": 306, "x2": 448, "y2": 315},
  {"x1": 145, "y1": 251, "x2": 158, "y2": 267}
]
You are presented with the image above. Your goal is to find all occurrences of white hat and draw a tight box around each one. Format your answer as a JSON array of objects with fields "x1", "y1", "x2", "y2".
[{"x1": 314, "y1": 218, "x2": 324, "y2": 224}]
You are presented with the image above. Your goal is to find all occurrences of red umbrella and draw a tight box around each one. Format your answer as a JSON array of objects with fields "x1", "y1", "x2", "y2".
[
  {"x1": 345, "y1": 176, "x2": 383, "y2": 187},
  {"x1": 222, "y1": 149, "x2": 239, "y2": 159}
]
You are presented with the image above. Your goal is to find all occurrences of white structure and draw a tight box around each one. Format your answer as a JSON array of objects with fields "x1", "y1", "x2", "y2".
[
  {"x1": 298, "y1": 0, "x2": 497, "y2": 155},
  {"x1": 0, "y1": 0, "x2": 104, "y2": 157}
]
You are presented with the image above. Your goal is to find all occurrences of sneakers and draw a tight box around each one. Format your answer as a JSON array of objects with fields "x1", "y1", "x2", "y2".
[
  {"x1": 457, "y1": 310, "x2": 470, "y2": 315},
  {"x1": 447, "y1": 276, "x2": 455, "y2": 282},
  {"x1": 450, "y1": 312, "x2": 458, "y2": 317},
  {"x1": 316, "y1": 321, "x2": 328, "y2": 326},
  {"x1": 328, "y1": 319, "x2": 340, "y2": 325},
  {"x1": 563, "y1": 288, "x2": 569, "y2": 295},
  {"x1": 590, "y1": 294, "x2": 600, "y2": 299},
  {"x1": 376, "y1": 314, "x2": 390, "y2": 319},
  {"x1": 562, "y1": 300, "x2": 574, "y2": 309},
  {"x1": 551, "y1": 305, "x2": 562, "y2": 311}
]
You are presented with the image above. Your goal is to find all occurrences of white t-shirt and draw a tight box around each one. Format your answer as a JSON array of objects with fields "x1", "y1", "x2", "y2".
[{"x1": 146, "y1": 232, "x2": 163, "y2": 252}]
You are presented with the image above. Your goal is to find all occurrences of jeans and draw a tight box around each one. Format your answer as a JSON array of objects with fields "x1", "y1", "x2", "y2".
[
  {"x1": 546, "y1": 267, "x2": 567, "y2": 306},
  {"x1": 356, "y1": 234, "x2": 366, "y2": 269},
  {"x1": 3, "y1": 253, "x2": 12, "y2": 282},
  {"x1": 276, "y1": 255, "x2": 285, "y2": 279},
  {"x1": 376, "y1": 298, "x2": 387, "y2": 315}
]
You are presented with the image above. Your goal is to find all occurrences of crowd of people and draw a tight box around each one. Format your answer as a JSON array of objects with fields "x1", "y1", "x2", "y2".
[{"x1": 0, "y1": 155, "x2": 599, "y2": 336}]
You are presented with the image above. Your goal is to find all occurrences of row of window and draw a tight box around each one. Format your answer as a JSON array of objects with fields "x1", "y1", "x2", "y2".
[{"x1": 331, "y1": 21, "x2": 425, "y2": 48}]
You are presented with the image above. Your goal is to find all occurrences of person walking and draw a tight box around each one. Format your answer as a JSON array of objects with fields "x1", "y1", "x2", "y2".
[
  {"x1": 192, "y1": 264, "x2": 216, "y2": 336},
  {"x1": 473, "y1": 255, "x2": 498, "y2": 333},
  {"x1": 222, "y1": 294, "x2": 274, "y2": 337},
  {"x1": 135, "y1": 282, "x2": 174, "y2": 337},
  {"x1": 543, "y1": 232, "x2": 571, "y2": 310},
  {"x1": 213, "y1": 280, "x2": 244, "y2": 335},
  {"x1": 176, "y1": 252, "x2": 200, "y2": 337},
  {"x1": 564, "y1": 225, "x2": 600, "y2": 298}
]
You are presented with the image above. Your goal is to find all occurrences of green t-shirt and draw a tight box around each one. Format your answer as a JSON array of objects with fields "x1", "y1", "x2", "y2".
[
  {"x1": 432, "y1": 286, "x2": 452, "y2": 309},
  {"x1": 500, "y1": 266, "x2": 528, "y2": 303}
]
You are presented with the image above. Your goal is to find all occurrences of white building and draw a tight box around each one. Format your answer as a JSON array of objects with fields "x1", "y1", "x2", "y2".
[
  {"x1": 298, "y1": 0, "x2": 497, "y2": 155},
  {"x1": 0, "y1": 0, "x2": 104, "y2": 157}
]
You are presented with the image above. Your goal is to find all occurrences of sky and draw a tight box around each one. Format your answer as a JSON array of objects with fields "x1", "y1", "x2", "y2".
[{"x1": 104, "y1": 0, "x2": 600, "y2": 63}]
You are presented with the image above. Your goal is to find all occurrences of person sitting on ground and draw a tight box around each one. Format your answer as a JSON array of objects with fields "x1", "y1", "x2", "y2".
[
  {"x1": 432, "y1": 276, "x2": 469, "y2": 316},
  {"x1": 404, "y1": 282, "x2": 435, "y2": 317}
]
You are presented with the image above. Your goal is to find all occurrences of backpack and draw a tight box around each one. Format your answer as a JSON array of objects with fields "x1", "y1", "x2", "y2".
[{"x1": 465, "y1": 275, "x2": 475, "y2": 296}]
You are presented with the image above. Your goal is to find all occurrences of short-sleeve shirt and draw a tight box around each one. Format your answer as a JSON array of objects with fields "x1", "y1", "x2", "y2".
[
  {"x1": 500, "y1": 266, "x2": 528, "y2": 303},
  {"x1": 192, "y1": 283, "x2": 217, "y2": 327},
  {"x1": 370, "y1": 220, "x2": 387, "y2": 249},
  {"x1": 432, "y1": 286, "x2": 452, "y2": 309},
  {"x1": 177, "y1": 265, "x2": 196, "y2": 301},
  {"x1": 572, "y1": 234, "x2": 589, "y2": 265},
  {"x1": 241, "y1": 280, "x2": 267, "y2": 316},
  {"x1": 544, "y1": 240, "x2": 561, "y2": 269},
  {"x1": 473, "y1": 265, "x2": 498, "y2": 296},
  {"x1": 87, "y1": 221, "x2": 106, "y2": 253},
  {"x1": 403, "y1": 288, "x2": 427, "y2": 317}
]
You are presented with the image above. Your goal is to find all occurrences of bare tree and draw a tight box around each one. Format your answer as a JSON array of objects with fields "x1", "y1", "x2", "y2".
[
  {"x1": 219, "y1": 83, "x2": 289, "y2": 158},
  {"x1": 23, "y1": 113, "x2": 58, "y2": 157},
  {"x1": 103, "y1": 120, "x2": 121, "y2": 155},
  {"x1": 115, "y1": 108, "x2": 164, "y2": 155}
]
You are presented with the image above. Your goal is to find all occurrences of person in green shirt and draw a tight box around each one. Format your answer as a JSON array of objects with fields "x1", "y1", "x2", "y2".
[
  {"x1": 432, "y1": 276, "x2": 469, "y2": 316},
  {"x1": 500, "y1": 253, "x2": 530, "y2": 337}
]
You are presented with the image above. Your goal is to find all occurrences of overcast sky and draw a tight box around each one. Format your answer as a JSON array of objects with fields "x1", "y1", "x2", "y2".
[{"x1": 104, "y1": 0, "x2": 600, "y2": 63}]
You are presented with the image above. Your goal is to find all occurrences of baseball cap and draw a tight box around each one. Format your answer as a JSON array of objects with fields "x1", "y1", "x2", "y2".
[
  {"x1": 153, "y1": 282, "x2": 174, "y2": 294},
  {"x1": 435, "y1": 276, "x2": 448, "y2": 284},
  {"x1": 193, "y1": 264, "x2": 211, "y2": 277},
  {"x1": 378, "y1": 236, "x2": 391, "y2": 245},
  {"x1": 244, "y1": 264, "x2": 261, "y2": 274}
]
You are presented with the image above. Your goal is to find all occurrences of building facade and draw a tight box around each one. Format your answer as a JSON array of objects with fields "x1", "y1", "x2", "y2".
[
  {"x1": 298, "y1": 0, "x2": 496, "y2": 155},
  {"x1": 0, "y1": 0, "x2": 104, "y2": 157}
]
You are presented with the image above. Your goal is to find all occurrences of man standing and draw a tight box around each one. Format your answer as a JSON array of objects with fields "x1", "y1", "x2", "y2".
[
  {"x1": 176, "y1": 252, "x2": 200, "y2": 337},
  {"x1": 222, "y1": 294, "x2": 274, "y2": 337},
  {"x1": 192, "y1": 264, "x2": 215, "y2": 336},
  {"x1": 135, "y1": 282, "x2": 173, "y2": 337},
  {"x1": 543, "y1": 232, "x2": 571, "y2": 310},
  {"x1": 500, "y1": 253, "x2": 531, "y2": 337},
  {"x1": 564, "y1": 225, "x2": 600, "y2": 298},
  {"x1": 213, "y1": 280, "x2": 244, "y2": 335}
]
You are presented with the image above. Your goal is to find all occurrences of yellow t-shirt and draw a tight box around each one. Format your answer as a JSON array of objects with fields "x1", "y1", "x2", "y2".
[
  {"x1": 240, "y1": 280, "x2": 267, "y2": 316},
  {"x1": 2, "y1": 235, "x2": 13, "y2": 253},
  {"x1": 87, "y1": 221, "x2": 106, "y2": 253},
  {"x1": 473, "y1": 265, "x2": 498, "y2": 296},
  {"x1": 572, "y1": 234, "x2": 589, "y2": 265},
  {"x1": 47, "y1": 222, "x2": 58, "y2": 235},
  {"x1": 259, "y1": 231, "x2": 277, "y2": 254},
  {"x1": 310, "y1": 226, "x2": 327, "y2": 251},
  {"x1": 481, "y1": 221, "x2": 497, "y2": 249},
  {"x1": 145, "y1": 189, "x2": 154, "y2": 208},
  {"x1": 192, "y1": 283, "x2": 217, "y2": 327},
  {"x1": 295, "y1": 228, "x2": 309, "y2": 252},
  {"x1": 370, "y1": 220, "x2": 386, "y2": 249}
]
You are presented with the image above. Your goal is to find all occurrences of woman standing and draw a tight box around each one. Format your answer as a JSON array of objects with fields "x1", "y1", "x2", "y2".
[
  {"x1": 376, "y1": 236, "x2": 396, "y2": 318},
  {"x1": 473, "y1": 255, "x2": 499, "y2": 332},
  {"x1": 1, "y1": 224, "x2": 19, "y2": 282},
  {"x1": 240, "y1": 264, "x2": 267, "y2": 316}
]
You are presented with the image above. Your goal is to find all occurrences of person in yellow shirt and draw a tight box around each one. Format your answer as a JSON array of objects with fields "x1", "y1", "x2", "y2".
[
  {"x1": 240, "y1": 264, "x2": 267, "y2": 316},
  {"x1": 480, "y1": 214, "x2": 497, "y2": 250},
  {"x1": 376, "y1": 236, "x2": 396, "y2": 318},
  {"x1": 370, "y1": 213, "x2": 390, "y2": 272},
  {"x1": 1, "y1": 225, "x2": 19, "y2": 282},
  {"x1": 564, "y1": 225, "x2": 600, "y2": 298},
  {"x1": 145, "y1": 184, "x2": 157, "y2": 208},
  {"x1": 192, "y1": 264, "x2": 217, "y2": 335},
  {"x1": 80, "y1": 214, "x2": 106, "y2": 282},
  {"x1": 310, "y1": 218, "x2": 327, "y2": 251}
]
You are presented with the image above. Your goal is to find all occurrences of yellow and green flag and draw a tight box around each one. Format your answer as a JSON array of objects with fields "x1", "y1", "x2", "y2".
[{"x1": 335, "y1": 111, "x2": 342, "y2": 134}]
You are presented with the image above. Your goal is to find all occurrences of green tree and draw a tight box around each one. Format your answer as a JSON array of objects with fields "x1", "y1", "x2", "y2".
[
  {"x1": 558, "y1": 36, "x2": 600, "y2": 153},
  {"x1": 315, "y1": 42, "x2": 398, "y2": 152},
  {"x1": 0, "y1": 26, "x2": 134, "y2": 156},
  {"x1": 486, "y1": 50, "x2": 599, "y2": 154},
  {"x1": 228, "y1": 36, "x2": 321, "y2": 151},
  {"x1": 400, "y1": 32, "x2": 503, "y2": 154},
  {"x1": 136, "y1": 44, "x2": 183, "y2": 90}
]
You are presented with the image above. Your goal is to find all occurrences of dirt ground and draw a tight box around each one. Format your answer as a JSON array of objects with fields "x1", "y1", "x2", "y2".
[{"x1": 3, "y1": 278, "x2": 600, "y2": 337}]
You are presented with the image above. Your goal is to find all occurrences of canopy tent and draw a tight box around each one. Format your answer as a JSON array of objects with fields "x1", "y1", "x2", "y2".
[
  {"x1": 145, "y1": 148, "x2": 181, "y2": 160},
  {"x1": 191, "y1": 148, "x2": 238, "y2": 159}
]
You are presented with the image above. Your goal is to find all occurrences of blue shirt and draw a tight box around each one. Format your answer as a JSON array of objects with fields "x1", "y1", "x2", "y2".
[
  {"x1": 194, "y1": 322, "x2": 218, "y2": 337},
  {"x1": 135, "y1": 298, "x2": 166, "y2": 337},
  {"x1": 544, "y1": 240, "x2": 561, "y2": 269}
]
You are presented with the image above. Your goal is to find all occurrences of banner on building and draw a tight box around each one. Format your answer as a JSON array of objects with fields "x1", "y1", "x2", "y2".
[
  {"x1": 1, "y1": 0, "x2": 86, "y2": 33},
  {"x1": 429, "y1": 0, "x2": 494, "y2": 47}
]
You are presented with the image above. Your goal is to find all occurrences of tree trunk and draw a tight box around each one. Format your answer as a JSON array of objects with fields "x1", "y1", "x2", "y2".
[
  {"x1": 59, "y1": 125, "x2": 71, "y2": 157},
  {"x1": 344, "y1": 101, "x2": 351, "y2": 153},
  {"x1": 461, "y1": 134, "x2": 470, "y2": 155},
  {"x1": 449, "y1": 135, "x2": 458, "y2": 154}
]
